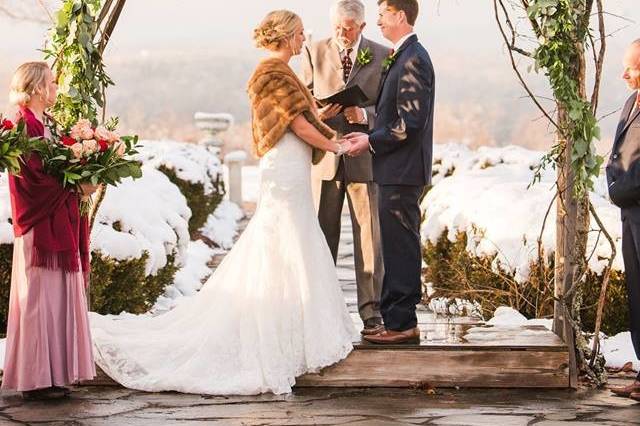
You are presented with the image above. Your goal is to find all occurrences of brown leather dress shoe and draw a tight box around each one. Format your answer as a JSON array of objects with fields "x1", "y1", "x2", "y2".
[
  {"x1": 361, "y1": 318, "x2": 385, "y2": 336},
  {"x1": 363, "y1": 327, "x2": 421, "y2": 344},
  {"x1": 610, "y1": 380, "x2": 640, "y2": 397}
]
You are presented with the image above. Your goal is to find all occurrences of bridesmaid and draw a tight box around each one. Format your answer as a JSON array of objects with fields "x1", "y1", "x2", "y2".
[{"x1": 2, "y1": 62, "x2": 97, "y2": 400}]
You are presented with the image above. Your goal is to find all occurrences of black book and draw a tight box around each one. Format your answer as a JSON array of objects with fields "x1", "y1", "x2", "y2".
[{"x1": 316, "y1": 85, "x2": 369, "y2": 108}]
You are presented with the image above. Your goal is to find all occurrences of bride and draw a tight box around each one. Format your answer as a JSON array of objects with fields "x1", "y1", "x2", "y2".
[{"x1": 89, "y1": 10, "x2": 357, "y2": 395}]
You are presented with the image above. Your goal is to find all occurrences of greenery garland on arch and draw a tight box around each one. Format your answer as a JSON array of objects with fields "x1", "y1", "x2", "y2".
[
  {"x1": 44, "y1": 0, "x2": 113, "y2": 129},
  {"x1": 494, "y1": 0, "x2": 614, "y2": 386}
]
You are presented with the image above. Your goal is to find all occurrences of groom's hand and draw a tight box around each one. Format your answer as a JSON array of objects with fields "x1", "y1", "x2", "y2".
[{"x1": 344, "y1": 132, "x2": 370, "y2": 156}]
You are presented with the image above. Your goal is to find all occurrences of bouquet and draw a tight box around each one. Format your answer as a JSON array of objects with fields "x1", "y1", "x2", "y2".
[
  {"x1": 0, "y1": 116, "x2": 32, "y2": 175},
  {"x1": 33, "y1": 117, "x2": 143, "y2": 216}
]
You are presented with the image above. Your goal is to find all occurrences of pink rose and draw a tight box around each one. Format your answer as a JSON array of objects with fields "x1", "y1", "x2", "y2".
[
  {"x1": 114, "y1": 140, "x2": 126, "y2": 157},
  {"x1": 109, "y1": 131, "x2": 121, "y2": 144},
  {"x1": 70, "y1": 142, "x2": 84, "y2": 159},
  {"x1": 94, "y1": 126, "x2": 111, "y2": 142},
  {"x1": 70, "y1": 119, "x2": 94, "y2": 140},
  {"x1": 82, "y1": 139, "x2": 98, "y2": 155}
]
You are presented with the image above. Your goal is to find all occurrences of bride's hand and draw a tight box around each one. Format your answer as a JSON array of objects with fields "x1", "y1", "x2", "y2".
[{"x1": 335, "y1": 139, "x2": 351, "y2": 156}]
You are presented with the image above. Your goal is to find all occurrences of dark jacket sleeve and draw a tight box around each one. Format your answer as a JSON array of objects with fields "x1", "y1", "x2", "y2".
[
  {"x1": 369, "y1": 53, "x2": 434, "y2": 154},
  {"x1": 608, "y1": 159, "x2": 640, "y2": 208}
]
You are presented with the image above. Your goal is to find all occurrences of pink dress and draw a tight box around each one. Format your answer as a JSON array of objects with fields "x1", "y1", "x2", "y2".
[
  {"x1": 2, "y1": 116, "x2": 95, "y2": 392},
  {"x1": 2, "y1": 230, "x2": 95, "y2": 391}
]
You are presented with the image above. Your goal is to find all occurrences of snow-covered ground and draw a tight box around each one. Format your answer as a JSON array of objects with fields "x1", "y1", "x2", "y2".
[
  {"x1": 421, "y1": 143, "x2": 623, "y2": 283},
  {"x1": 486, "y1": 306, "x2": 639, "y2": 372}
]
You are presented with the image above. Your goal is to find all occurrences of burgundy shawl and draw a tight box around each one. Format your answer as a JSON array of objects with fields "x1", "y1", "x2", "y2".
[{"x1": 8, "y1": 107, "x2": 90, "y2": 283}]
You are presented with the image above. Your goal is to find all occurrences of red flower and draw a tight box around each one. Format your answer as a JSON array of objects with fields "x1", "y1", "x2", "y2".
[
  {"x1": 98, "y1": 139, "x2": 109, "y2": 152},
  {"x1": 62, "y1": 135, "x2": 77, "y2": 146},
  {"x1": 2, "y1": 119, "x2": 14, "y2": 130}
]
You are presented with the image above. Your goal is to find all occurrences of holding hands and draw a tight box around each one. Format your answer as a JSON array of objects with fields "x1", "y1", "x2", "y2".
[{"x1": 341, "y1": 132, "x2": 371, "y2": 157}]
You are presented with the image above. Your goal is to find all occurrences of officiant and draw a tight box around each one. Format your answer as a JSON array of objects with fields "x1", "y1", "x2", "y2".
[{"x1": 301, "y1": 0, "x2": 389, "y2": 335}]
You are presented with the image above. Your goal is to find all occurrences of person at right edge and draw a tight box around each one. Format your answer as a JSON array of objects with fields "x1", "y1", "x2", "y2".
[{"x1": 607, "y1": 39, "x2": 640, "y2": 402}]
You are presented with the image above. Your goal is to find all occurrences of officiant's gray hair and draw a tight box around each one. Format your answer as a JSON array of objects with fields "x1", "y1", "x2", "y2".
[{"x1": 330, "y1": 0, "x2": 365, "y2": 24}]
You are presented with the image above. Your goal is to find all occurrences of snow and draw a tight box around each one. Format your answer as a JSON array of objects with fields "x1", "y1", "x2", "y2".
[
  {"x1": 135, "y1": 139, "x2": 223, "y2": 195},
  {"x1": 421, "y1": 143, "x2": 624, "y2": 283},
  {"x1": 487, "y1": 306, "x2": 637, "y2": 371},
  {"x1": 91, "y1": 166, "x2": 192, "y2": 274},
  {"x1": 151, "y1": 240, "x2": 223, "y2": 314},
  {"x1": 224, "y1": 150, "x2": 248, "y2": 163},
  {"x1": 486, "y1": 306, "x2": 529, "y2": 326},
  {"x1": 200, "y1": 200, "x2": 244, "y2": 249},
  {"x1": 428, "y1": 297, "x2": 483, "y2": 318},
  {"x1": 194, "y1": 112, "x2": 234, "y2": 123},
  {"x1": 600, "y1": 332, "x2": 640, "y2": 372}
]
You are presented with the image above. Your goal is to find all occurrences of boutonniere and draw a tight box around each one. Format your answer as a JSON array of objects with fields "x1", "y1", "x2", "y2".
[
  {"x1": 356, "y1": 47, "x2": 373, "y2": 66},
  {"x1": 382, "y1": 52, "x2": 397, "y2": 71}
]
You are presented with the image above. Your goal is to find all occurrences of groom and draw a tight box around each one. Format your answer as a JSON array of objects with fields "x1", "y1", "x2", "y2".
[{"x1": 346, "y1": 0, "x2": 434, "y2": 344}]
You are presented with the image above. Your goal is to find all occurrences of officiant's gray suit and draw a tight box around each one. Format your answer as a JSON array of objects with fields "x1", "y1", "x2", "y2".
[{"x1": 301, "y1": 36, "x2": 388, "y2": 322}]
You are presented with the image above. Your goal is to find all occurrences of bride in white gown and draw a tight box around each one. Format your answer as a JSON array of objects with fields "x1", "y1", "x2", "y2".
[{"x1": 89, "y1": 10, "x2": 357, "y2": 395}]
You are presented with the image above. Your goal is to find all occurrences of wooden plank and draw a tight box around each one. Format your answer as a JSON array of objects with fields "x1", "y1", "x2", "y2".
[
  {"x1": 86, "y1": 347, "x2": 569, "y2": 389},
  {"x1": 297, "y1": 349, "x2": 570, "y2": 388}
]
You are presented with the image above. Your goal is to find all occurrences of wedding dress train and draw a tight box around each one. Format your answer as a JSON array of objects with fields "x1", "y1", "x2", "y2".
[{"x1": 90, "y1": 133, "x2": 356, "y2": 395}]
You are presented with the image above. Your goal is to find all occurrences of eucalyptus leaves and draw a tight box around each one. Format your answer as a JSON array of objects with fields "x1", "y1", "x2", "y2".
[
  {"x1": 527, "y1": 0, "x2": 604, "y2": 196},
  {"x1": 45, "y1": 0, "x2": 114, "y2": 130}
]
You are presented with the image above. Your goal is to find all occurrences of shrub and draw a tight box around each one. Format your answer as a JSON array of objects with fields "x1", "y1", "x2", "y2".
[
  {"x1": 423, "y1": 229, "x2": 629, "y2": 335},
  {"x1": 158, "y1": 165, "x2": 225, "y2": 238},
  {"x1": 90, "y1": 251, "x2": 179, "y2": 315},
  {"x1": 0, "y1": 244, "x2": 12, "y2": 333}
]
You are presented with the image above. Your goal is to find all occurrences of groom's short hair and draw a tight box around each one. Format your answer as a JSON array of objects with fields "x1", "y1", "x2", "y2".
[{"x1": 378, "y1": 0, "x2": 419, "y2": 26}]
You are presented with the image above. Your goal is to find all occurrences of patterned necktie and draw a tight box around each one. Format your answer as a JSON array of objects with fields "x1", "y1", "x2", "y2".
[{"x1": 342, "y1": 48, "x2": 353, "y2": 83}]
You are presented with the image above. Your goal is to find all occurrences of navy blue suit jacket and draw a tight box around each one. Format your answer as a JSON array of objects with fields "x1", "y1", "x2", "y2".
[{"x1": 369, "y1": 34, "x2": 435, "y2": 186}]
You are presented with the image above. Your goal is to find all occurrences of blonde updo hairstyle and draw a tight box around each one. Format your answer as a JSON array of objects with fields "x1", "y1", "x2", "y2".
[
  {"x1": 253, "y1": 10, "x2": 302, "y2": 51},
  {"x1": 9, "y1": 61, "x2": 51, "y2": 107}
]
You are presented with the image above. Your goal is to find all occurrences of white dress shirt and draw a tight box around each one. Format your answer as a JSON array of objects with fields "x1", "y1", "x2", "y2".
[{"x1": 393, "y1": 32, "x2": 416, "y2": 53}]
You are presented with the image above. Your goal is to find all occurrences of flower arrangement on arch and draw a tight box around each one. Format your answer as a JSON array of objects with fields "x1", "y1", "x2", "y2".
[{"x1": 32, "y1": 117, "x2": 142, "y2": 215}]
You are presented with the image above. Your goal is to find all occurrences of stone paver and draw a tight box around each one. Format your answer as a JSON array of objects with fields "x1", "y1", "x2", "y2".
[{"x1": 0, "y1": 384, "x2": 639, "y2": 425}]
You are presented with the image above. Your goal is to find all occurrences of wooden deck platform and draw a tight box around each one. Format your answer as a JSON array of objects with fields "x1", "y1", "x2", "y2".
[
  {"x1": 296, "y1": 310, "x2": 569, "y2": 388},
  {"x1": 86, "y1": 207, "x2": 569, "y2": 389}
]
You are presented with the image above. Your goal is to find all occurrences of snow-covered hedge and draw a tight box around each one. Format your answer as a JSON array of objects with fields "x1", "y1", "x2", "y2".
[
  {"x1": 421, "y1": 143, "x2": 628, "y2": 334},
  {"x1": 0, "y1": 140, "x2": 232, "y2": 322},
  {"x1": 136, "y1": 140, "x2": 225, "y2": 237}
]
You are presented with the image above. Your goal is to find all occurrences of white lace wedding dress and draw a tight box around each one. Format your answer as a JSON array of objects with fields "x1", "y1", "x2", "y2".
[{"x1": 89, "y1": 133, "x2": 356, "y2": 395}]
